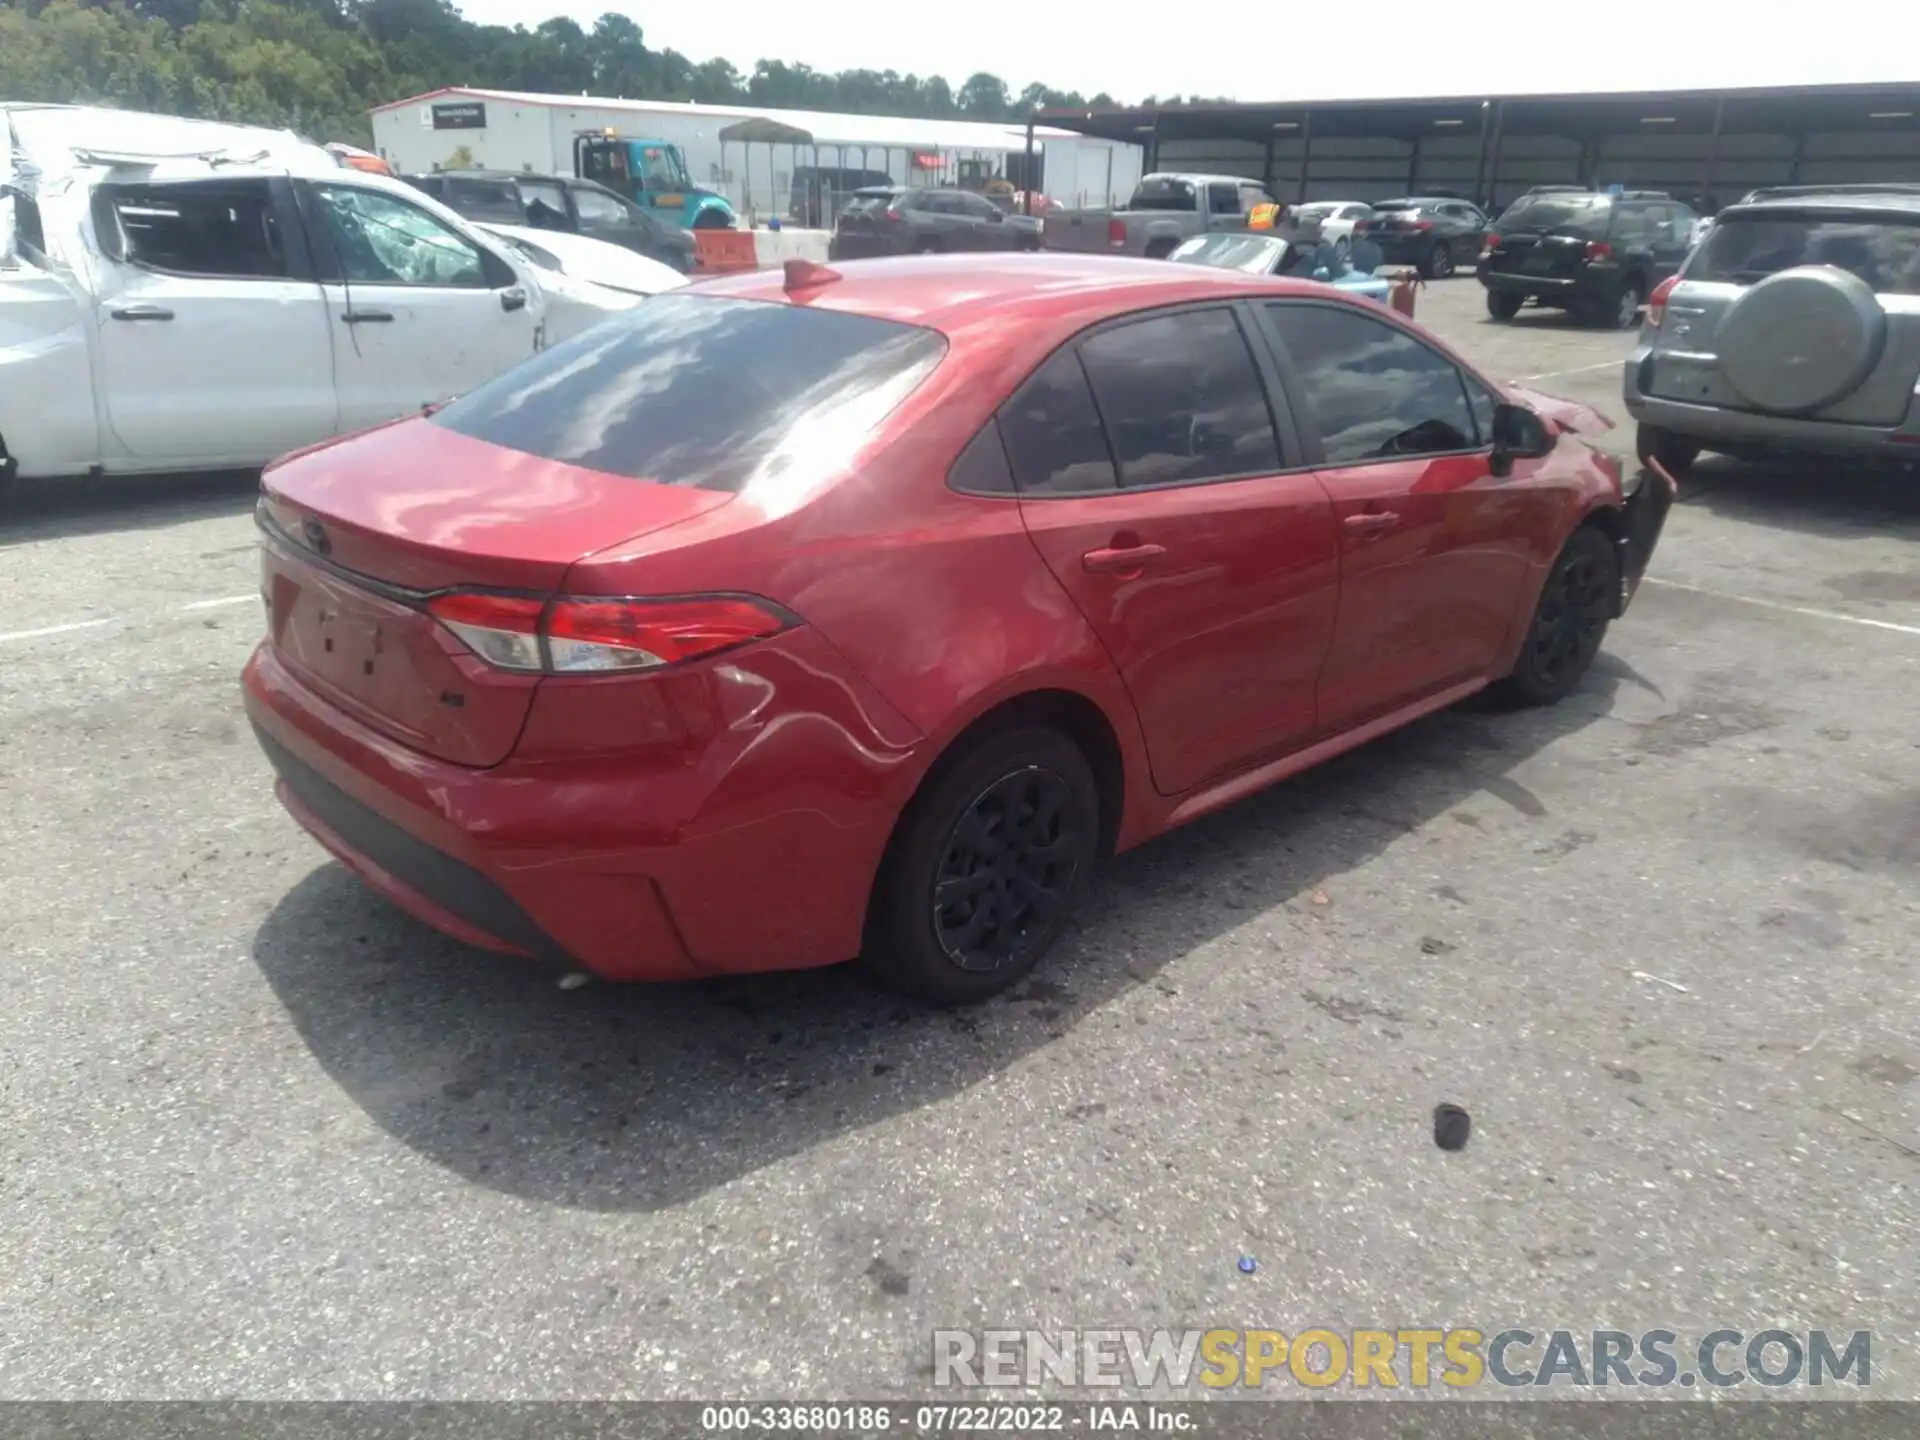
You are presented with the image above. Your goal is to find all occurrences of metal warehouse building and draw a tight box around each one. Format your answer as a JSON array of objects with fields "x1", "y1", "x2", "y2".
[
  {"x1": 1040, "y1": 81, "x2": 1920, "y2": 211},
  {"x1": 369, "y1": 88, "x2": 1144, "y2": 217}
]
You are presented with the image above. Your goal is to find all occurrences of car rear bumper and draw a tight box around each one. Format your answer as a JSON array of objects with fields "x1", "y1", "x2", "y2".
[
  {"x1": 1623, "y1": 351, "x2": 1920, "y2": 456},
  {"x1": 1479, "y1": 268, "x2": 1602, "y2": 303},
  {"x1": 827, "y1": 234, "x2": 902, "y2": 261},
  {"x1": 1374, "y1": 236, "x2": 1442, "y2": 263},
  {"x1": 243, "y1": 632, "x2": 924, "y2": 982}
]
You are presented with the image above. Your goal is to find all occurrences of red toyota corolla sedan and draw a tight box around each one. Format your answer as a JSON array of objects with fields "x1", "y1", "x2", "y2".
[{"x1": 243, "y1": 253, "x2": 1673, "y2": 1004}]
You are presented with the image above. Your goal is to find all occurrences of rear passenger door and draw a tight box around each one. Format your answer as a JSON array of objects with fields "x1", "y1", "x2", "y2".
[
  {"x1": 1438, "y1": 201, "x2": 1488, "y2": 261},
  {"x1": 1001, "y1": 304, "x2": 1341, "y2": 795},
  {"x1": 1206, "y1": 182, "x2": 1245, "y2": 233},
  {"x1": 1259, "y1": 301, "x2": 1542, "y2": 729}
]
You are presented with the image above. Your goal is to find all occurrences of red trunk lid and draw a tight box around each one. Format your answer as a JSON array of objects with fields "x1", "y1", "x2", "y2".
[{"x1": 258, "y1": 417, "x2": 731, "y2": 767}]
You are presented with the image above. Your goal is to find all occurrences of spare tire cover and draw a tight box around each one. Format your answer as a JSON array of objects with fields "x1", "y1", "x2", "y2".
[{"x1": 1718, "y1": 265, "x2": 1886, "y2": 414}]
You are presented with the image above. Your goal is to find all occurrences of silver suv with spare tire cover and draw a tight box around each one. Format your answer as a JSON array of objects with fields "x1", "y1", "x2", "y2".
[{"x1": 1624, "y1": 184, "x2": 1920, "y2": 474}]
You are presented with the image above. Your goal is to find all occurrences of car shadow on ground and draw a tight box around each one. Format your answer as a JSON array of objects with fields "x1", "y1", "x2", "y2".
[
  {"x1": 252, "y1": 658, "x2": 1645, "y2": 1213},
  {"x1": 0, "y1": 469, "x2": 259, "y2": 547},
  {"x1": 1676, "y1": 453, "x2": 1920, "y2": 548}
]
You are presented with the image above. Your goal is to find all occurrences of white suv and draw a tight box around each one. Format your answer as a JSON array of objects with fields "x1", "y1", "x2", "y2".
[{"x1": 1623, "y1": 184, "x2": 1920, "y2": 474}]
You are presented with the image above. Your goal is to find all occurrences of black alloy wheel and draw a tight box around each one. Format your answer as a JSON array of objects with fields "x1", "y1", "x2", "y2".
[
  {"x1": 932, "y1": 766, "x2": 1082, "y2": 973},
  {"x1": 1490, "y1": 526, "x2": 1618, "y2": 707},
  {"x1": 864, "y1": 728, "x2": 1098, "y2": 1004}
]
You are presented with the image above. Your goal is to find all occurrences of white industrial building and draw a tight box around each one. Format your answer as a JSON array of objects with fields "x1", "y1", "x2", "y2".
[{"x1": 369, "y1": 86, "x2": 1144, "y2": 218}]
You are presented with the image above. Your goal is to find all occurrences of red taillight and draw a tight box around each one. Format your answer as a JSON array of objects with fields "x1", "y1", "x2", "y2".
[
  {"x1": 1411, "y1": 218, "x2": 1433, "y2": 231},
  {"x1": 1107, "y1": 217, "x2": 1126, "y2": 247},
  {"x1": 1585, "y1": 240, "x2": 1613, "y2": 261},
  {"x1": 1479, "y1": 233, "x2": 1501, "y2": 260},
  {"x1": 427, "y1": 592, "x2": 791, "y2": 675},
  {"x1": 1647, "y1": 275, "x2": 1678, "y2": 329},
  {"x1": 1352, "y1": 219, "x2": 1370, "y2": 235}
]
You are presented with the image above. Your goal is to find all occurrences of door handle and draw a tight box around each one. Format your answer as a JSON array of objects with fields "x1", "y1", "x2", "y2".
[
  {"x1": 109, "y1": 304, "x2": 173, "y2": 322},
  {"x1": 1343, "y1": 511, "x2": 1400, "y2": 533},
  {"x1": 500, "y1": 286, "x2": 528, "y2": 313},
  {"x1": 342, "y1": 310, "x2": 394, "y2": 324},
  {"x1": 1082, "y1": 542, "x2": 1166, "y2": 574}
]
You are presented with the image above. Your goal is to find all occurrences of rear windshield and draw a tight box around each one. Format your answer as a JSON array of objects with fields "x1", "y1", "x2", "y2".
[
  {"x1": 1496, "y1": 195, "x2": 1612, "y2": 237},
  {"x1": 430, "y1": 294, "x2": 948, "y2": 491},
  {"x1": 1126, "y1": 179, "x2": 1198, "y2": 212},
  {"x1": 843, "y1": 190, "x2": 902, "y2": 214},
  {"x1": 1173, "y1": 233, "x2": 1286, "y2": 273},
  {"x1": 1686, "y1": 213, "x2": 1920, "y2": 295}
]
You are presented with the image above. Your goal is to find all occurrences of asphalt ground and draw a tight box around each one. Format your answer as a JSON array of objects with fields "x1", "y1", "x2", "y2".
[{"x1": 0, "y1": 276, "x2": 1914, "y2": 1402}]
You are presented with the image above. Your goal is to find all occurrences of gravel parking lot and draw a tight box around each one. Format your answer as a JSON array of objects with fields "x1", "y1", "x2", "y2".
[{"x1": 1, "y1": 276, "x2": 1915, "y2": 1401}]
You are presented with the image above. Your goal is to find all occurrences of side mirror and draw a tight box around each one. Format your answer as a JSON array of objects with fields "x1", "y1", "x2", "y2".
[
  {"x1": 500, "y1": 286, "x2": 528, "y2": 313},
  {"x1": 1489, "y1": 402, "x2": 1552, "y2": 477}
]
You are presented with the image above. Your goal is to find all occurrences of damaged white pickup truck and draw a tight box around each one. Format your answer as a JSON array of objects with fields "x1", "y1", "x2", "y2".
[{"x1": 2, "y1": 105, "x2": 649, "y2": 484}]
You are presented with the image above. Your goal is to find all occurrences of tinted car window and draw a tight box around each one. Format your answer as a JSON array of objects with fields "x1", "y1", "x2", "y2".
[
  {"x1": 948, "y1": 421, "x2": 1017, "y2": 495},
  {"x1": 571, "y1": 187, "x2": 630, "y2": 226},
  {"x1": 442, "y1": 177, "x2": 523, "y2": 224},
  {"x1": 431, "y1": 294, "x2": 947, "y2": 492},
  {"x1": 1686, "y1": 213, "x2": 1920, "y2": 295},
  {"x1": 999, "y1": 351, "x2": 1118, "y2": 496},
  {"x1": 1208, "y1": 184, "x2": 1242, "y2": 216},
  {"x1": 1079, "y1": 309, "x2": 1282, "y2": 487},
  {"x1": 1266, "y1": 303, "x2": 1478, "y2": 464},
  {"x1": 521, "y1": 179, "x2": 569, "y2": 228},
  {"x1": 1127, "y1": 178, "x2": 1198, "y2": 212},
  {"x1": 1496, "y1": 195, "x2": 1613, "y2": 238}
]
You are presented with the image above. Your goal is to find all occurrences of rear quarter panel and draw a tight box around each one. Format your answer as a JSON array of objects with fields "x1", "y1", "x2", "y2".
[{"x1": 560, "y1": 346, "x2": 1158, "y2": 846}]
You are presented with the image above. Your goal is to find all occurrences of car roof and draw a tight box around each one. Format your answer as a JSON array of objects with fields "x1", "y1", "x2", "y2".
[
  {"x1": 689, "y1": 253, "x2": 1355, "y2": 352},
  {"x1": 1727, "y1": 190, "x2": 1920, "y2": 218}
]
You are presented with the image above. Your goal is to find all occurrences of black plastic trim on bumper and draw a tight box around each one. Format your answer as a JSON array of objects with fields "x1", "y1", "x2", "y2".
[
  {"x1": 1616, "y1": 464, "x2": 1678, "y2": 614},
  {"x1": 252, "y1": 721, "x2": 567, "y2": 963}
]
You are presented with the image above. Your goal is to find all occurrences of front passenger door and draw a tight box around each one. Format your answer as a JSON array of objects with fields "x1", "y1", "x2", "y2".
[
  {"x1": 304, "y1": 182, "x2": 540, "y2": 430},
  {"x1": 1260, "y1": 301, "x2": 1543, "y2": 731}
]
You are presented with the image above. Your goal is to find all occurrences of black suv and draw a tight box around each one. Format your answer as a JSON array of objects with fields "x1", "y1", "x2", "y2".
[
  {"x1": 1480, "y1": 189, "x2": 1698, "y2": 328},
  {"x1": 402, "y1": 170, "x2": 697, "y2": 273}
]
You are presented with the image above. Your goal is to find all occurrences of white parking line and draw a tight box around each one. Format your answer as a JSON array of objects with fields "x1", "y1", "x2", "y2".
[
  {"x1": 0, "y1": 618, "x2": 119, "y2": 644},
  {"x1": 1510, "y1": 359, "x2": 1625, "y2": 383},
  {"x1": 1643, "y1": 578, "x2": 1920, "y2": 637},
  {"x1": 181, "y1": 594, "x2": 259, "y2": 612}
]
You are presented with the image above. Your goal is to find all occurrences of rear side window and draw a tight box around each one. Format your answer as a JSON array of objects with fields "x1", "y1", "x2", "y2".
[
  {"x1": 1127, "y1": 178, "x2": 1198, "y2": 212},
  {"x1": 1496, "y1": 195, "x2": 1613, "y2": 238},
  {"x1": 999, "y1": 351, "x2": 1118, "y2": 495},
  {"x1": 99, "y1": 179, "x2": 288, "y2": 279},
  {"x1": 443, "y1": 178, "x2": 523, "y2": 224},
  {"x1": 431, "y1": 294, "x2": 948, "y2": 491},
  {"x1": 1266, "y1": 303, "x2": 1478, "y2": 464},
  {"x1": 1687, "y1": 214, "x2": 1920, "y2": 295},
  {"x1": 1078, "y1": 308, "x2": 1282, "y2": 487}
]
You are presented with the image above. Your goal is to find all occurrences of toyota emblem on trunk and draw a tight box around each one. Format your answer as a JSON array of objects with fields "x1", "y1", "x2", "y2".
[{"x1": 302, "y1": 517, "x2": 332, "y2": 556}]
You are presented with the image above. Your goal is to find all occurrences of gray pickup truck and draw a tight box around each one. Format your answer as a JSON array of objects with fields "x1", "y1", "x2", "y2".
[{"x1": 1042, "y1": 172, "x2": 1278, "y2": 259}]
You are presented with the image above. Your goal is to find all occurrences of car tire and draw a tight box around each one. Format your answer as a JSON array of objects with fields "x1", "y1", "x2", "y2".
[
  {"x1": 1486, "y1": 290, "x2": 1524, "y2": 322},
  {"x1": 914, "y1": 240, "x2": 940, "y2": 255},
  {"x1": 1424, "y1": 241, "x2": 1454, "y2": 279},
  {"x1": 863, "y1": 727, "x2": 1100, "y2": 1006},
  {"x1": 1613, "y1": 275, "x2": 1646, "y2": 330},
  {"x1": 1635, "y1": 424, "x2": 1702, "y2": 478},
  {"x1": 1488, "y1": 525, "x2": 1619, "y2": 708},
  {"x1": 1144, "y1": 239, "x2": 1178, "y2": 260},
  {"x1": 1332, "y1": 238, "x2": 1351, "y2": 266},
  {"x1": 690, "y1": 211, "x2": 729, "y2": 230}
]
